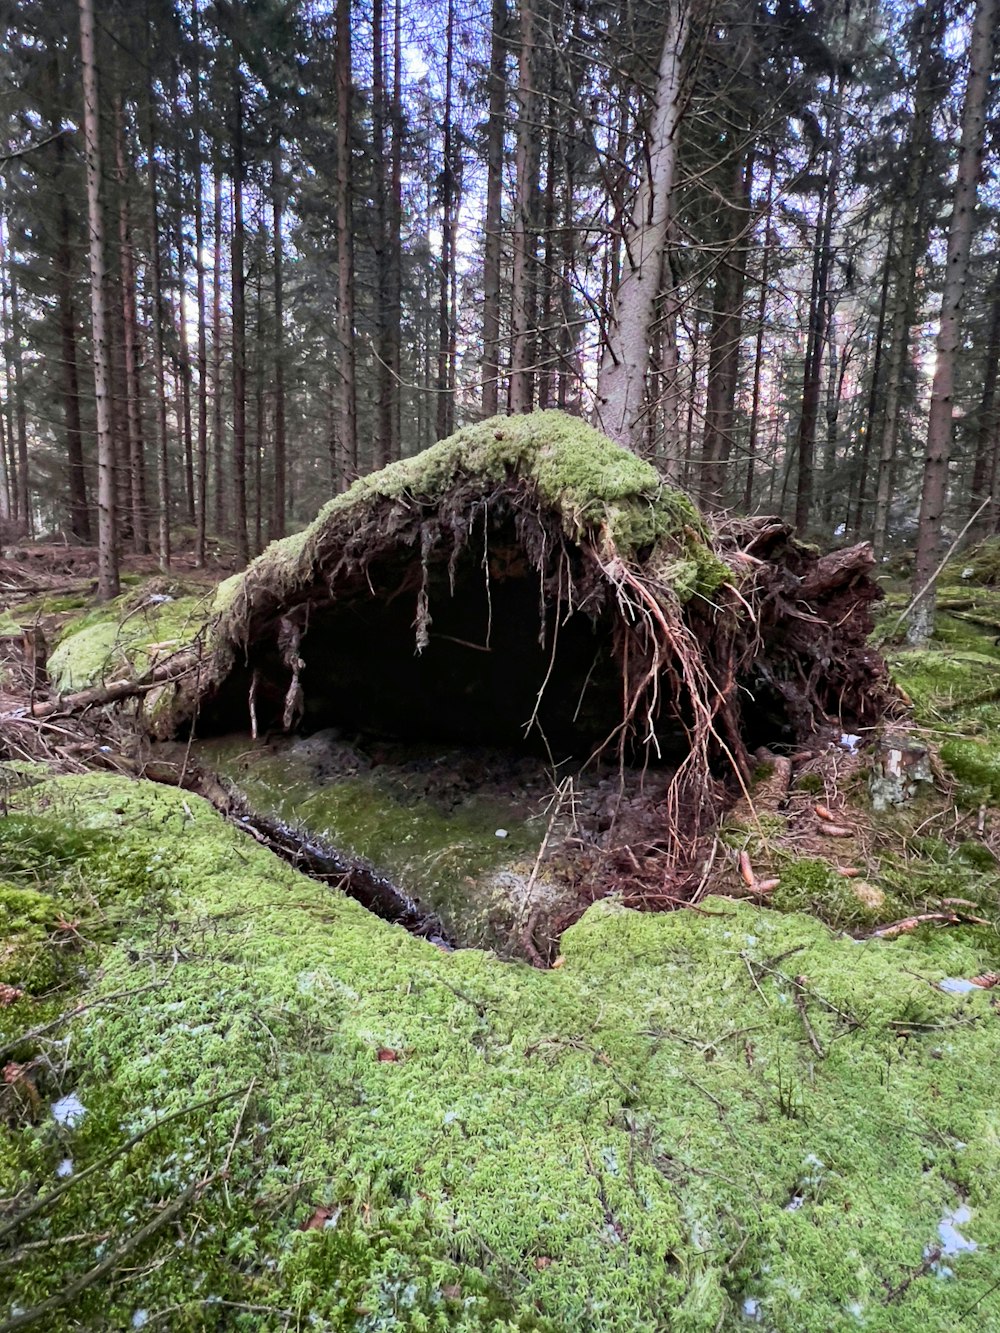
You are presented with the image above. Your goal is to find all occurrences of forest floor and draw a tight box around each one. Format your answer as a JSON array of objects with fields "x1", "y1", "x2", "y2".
[{"x1": 2, "y1": 541, "x2": 1000, "y2": 1330}]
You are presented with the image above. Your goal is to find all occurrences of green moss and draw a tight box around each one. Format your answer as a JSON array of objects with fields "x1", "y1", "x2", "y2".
[
  {"x1": 47, "y1": 591, "x2": 215, "y2": 692},
  {"x1": 940, "y1": 737, "x2": 1000, "y2": 804},
  {"x1": 770, "y1": 858, "x2": 899, "y2": 929},
  {"x1": 2, "y1": 772, "x2": 999, "y2": 1330}
]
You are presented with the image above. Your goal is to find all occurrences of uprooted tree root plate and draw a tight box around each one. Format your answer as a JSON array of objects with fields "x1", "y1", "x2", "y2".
[{"x1": 2, "y1": 413, "x2": 890, "y2": 955}]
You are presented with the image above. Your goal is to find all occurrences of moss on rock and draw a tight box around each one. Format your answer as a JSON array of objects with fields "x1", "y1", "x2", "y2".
[{"x1": 2, "y1": 771, "x2": 999, "y2": 1330}]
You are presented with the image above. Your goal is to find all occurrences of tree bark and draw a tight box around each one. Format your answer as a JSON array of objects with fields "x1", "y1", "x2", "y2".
[
  {"x1": 595, "y1": 2, "x2": 690, "y2": 452},
  {"x1": 269, "y1": 136, "x2": 287, "y2": 538},
  {"x1": 54, "y1": 132, "x2": 91, "y2": 543},
  {"x1": 481, "y1": 0, "x2": 506, "y2": 417},
  {"x1": 231, "y1": 40, "x2": 249, "y2": 566},
  {"x1": 335, "y1": 0, "x2": 357, "y2": 481},
  {"x1": 113, "y1": 100, "x2": 147, "y2": 553},
  {"x1": 146, "y1": 80, "x2": 171, "y2": 571},
  {"x1": 212, "y1": 165, "x2": 225, "y2": 536},
  {"x1": 508, "y1": 0, "x2": 540, "y2": 415},
  {"x1": 967, "y1": 253, "x2": 1000, "y2": 533},
  {"x1": 871, "y1": 0, "x2": 946, "y2": 560},
  {"x1": 193, "y1": 0, "x2": 209, "y2": 564},
  {"x1": 79, "y1": 0, "x2": 119, "y2": 598},
  {"x1": 908, "y1": 0, "x2": 997, "y2": 645},
  {"x1": 1, "y1": 220, "x2": 31, "y2": 533},
  {"x1": 435, "y1": 0, "x2": 456, "y2": 440},
  {"x1": 372, "y1": 0, "x2": 392, "y2": 465}
]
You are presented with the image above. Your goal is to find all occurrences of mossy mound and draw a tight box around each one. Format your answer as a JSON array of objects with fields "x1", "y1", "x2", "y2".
[
  {"x1": 48, "y1": 582, "x2": 217, "y2": 694},
  {"x1": 2, "y1": 769, "x2": 999, "y2": 1331}
]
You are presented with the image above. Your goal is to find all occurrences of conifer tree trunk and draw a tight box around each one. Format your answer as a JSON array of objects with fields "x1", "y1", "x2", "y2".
[
  {"x1": 967, "y1": 253, "x2": 1000, "y2": 532},
  {"x1": 387, "y1": 0, "x2": 403, "y2": 459},
  {"x1": 509, "y1": 0, "x2": 540, "y2": 414},
  {"x1": 908, "y1": 0, "x2": 998, "y2": 645},
  {"x1": 335, "y1": 0, "x2": 357, "y2": 482},
  {"x1": 269, "y1": 137, "x2": 286, "y2": 538},
  {"x1": 435, "y1": 0, "x2": 456, "y2": 440},
  {"x1": 372, "y1": 0, "x2": 392, "y2": 465},
  {"x1": 871, "y1": 0, "x2": 945, "y2": 560},
  {"x1": 193, "y1": 1, "x2": 209, "y2": 564},
  {"x1": 701, "y1": 146, "x2": 754, "y2": 509},
  {"x1": 231, "y1": 69, "x2": 249, "y2": 566},
  {"x1": 79, "y1": 0, "x2": 118, "y2": 598},
  {"x1": 212, "y1": 165, "x2": 225, "y2": 536},
  {"x1": 54, "y1": 133, "x2": 91, "y2": 543},
  {"x1": 146, "y1": 75, "x2": 171, "y2": 570},
  {"x1": 481, "y1": 0, "x2": 506, "y2": 417},
  {"x1": 793, "y1": 70, "x2": 844, "y2": 533},
  {"x1": 1, "y1": 220, "x2": 30, "y2": 533},
  {"x1": 113, "y1": 101, "x2": 147, "y2": 553},
  {"x1": 595, "y1": 1, "x2": 689, "y2": 452}
]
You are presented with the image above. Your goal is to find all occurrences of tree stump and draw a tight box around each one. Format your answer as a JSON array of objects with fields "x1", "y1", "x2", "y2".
[{"x1": 869, "y1": 732, "x2": 933, "y2": 811}]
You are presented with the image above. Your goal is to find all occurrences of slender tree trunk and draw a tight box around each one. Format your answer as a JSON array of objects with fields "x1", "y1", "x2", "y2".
[
  {"x1": 79, "y1": 0, "x2": 119, "y2": 597},
  {"x1": 701, "y1": 145, "x2": 754, "y2": 509},
  {"x1": 53, "y1": 133, "x2": 91, "y2": 543},
  {"x1": 793, "y1": 69, "x2": 844, "y2": 533},
  {"x1": 335, "y1": 0, "x2": 357, "y2": 481},
  {"x1": 387, "y1": 0, "x2": 403, "y2": 459},
  {"x1": 1, "y1": 222, "x2": 30, "y2": 533},
  {"x1": 595, "y1": 2, "x2": 690, "y2": 451},
  {"x1": 371, "y1": 0, "x2": 392, "y2": 465},
  {"x1": 269, "y1": 136, "x2": 287, "y2": 538},
  {"x1": 113, "y1": 101, "x2": 147, "y2": 553},
  {"x1": 146, "y1": 83, "x2": 171, "y2": 570},
  {"x1": 193, "y1": 1, "x2": 209, "y2": 564},
  {"x1": 435, "y1": 0, "x2": 456, "y2": 440},
  {"x1": 212, "y1": 166, "x2": 225, "y2": 536},
  {"x1": 481, "y1": 0, "x2": 506, "y2": 417},
  {"x1": 871, "y1": 0, "x2": 945, "y2": 560},
  {"x1": 908, "y1": 0, "x2": 997, "y2": 645},
  {"x1": 849, "y1": 218, "x2": 894, "y2": 537},
  {"x1": 231, "y1": 62, "x2": 249, "y2": 566},
  {"x1": 968, "y1": 252, "x2": 1000, "y2": 532},
  {"x1": 509, "y1": 0, "x2": 540, "y2": 415},
  {"x1": 744, "y1": 158, "x2": 775, "y2": 511}
]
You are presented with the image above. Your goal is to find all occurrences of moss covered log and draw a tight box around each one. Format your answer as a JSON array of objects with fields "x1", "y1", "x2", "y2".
[{"x1": 2, "y1": 769, "x2": 999, "y2": 1331}]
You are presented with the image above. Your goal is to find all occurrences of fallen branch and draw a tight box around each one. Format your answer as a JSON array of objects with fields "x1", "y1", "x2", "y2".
[
  {"x1": 19, "y1": 649, "x2": 200, "y2": 720},
  {"x1": 870, "y1": 911, "x2": 990, "y2": 939}
]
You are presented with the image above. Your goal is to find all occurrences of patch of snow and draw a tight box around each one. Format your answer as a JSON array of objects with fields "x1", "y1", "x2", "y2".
[
  {"x1": 961, "y1": 567, "x2": 975, "y2": 580},
  {"x1": 51, "y1": 1093, "x2": 86, "y2": 1127},
  {"x1": 56, "y1": 1158, "x2": 73, "y2": 1178},
  {"x1": 132, "y1": 1311, "x2": 149, "y2": 1329},
  {"x1": 494, "y1": 828, "x2": 508, "y2": 839},
  {"x1": 742, "y1": 1296, "x2": 762, "y2": 1321},
  {"x1": 839, "y1": 734, "x2": 862, "y2": 754}
]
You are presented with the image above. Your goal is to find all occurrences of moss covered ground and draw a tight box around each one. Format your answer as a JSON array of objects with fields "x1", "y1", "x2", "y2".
[{"x1": 2, "y1": 769, "x2": 1000, "y2": 1331}]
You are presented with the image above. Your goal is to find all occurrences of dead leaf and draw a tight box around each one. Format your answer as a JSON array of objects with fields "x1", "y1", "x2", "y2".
[
  {"x1": 551, "y1": 955, "x2": 566, "y2": 969},
  {"x1": 534, "y1": 1257, "x2": 553, "y2": 1270},
  {"x1": 376, "y1": 1048, "x2": 401, "y2": 1062},
  {"x1": 300, "y1": 1205, "x2": 334, "y2": 1231},
  {"x1": 0, "y1": 984, "x2": 24, "y2": 1007},
  {"x1": 971, "y1": 972, "x2": 1000, "y2": 989},
  {"x1": 443, "y1": 1285, "x2": 462, "y2": 1300}
]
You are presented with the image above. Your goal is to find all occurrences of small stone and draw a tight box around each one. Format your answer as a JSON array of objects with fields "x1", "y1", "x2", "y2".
[{"x1": 494, "y1": 828, "x2": 508, "y2": 839}]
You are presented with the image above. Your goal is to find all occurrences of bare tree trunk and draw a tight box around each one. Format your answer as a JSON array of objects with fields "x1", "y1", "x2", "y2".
[
  {"x1": 508, "y1": 0, "x2": 539, "y2": 415},
  {"x1": 146, "y1": 81, "x2": 171, "y2": 570},
  {"x1": 79, "y1": 0, "x2": 119, "y2": 598},
  {"x1": 967, "y1": 252, "x2": 1000, "y2": 532},
  {"x1": 849, "y1": 216, "x2": 894, "y2": 537},
  {"x1": 481, "y1": 0, "x2": 506, "y2": 417},
  {"x1": 387, "y1": 0, "x2": 403, "y2": 459},
  {"x1": 372, "y1": 0, "x2": 392, "y2": 465},
  {"x1": 54, "y1": 132, "x2": 91, "y2": 543},
  {"x1": 269, "y1": 136, "x2": 287, "y2": 537},
  {"x1": 701, "y1": 146, "x2": 754, "y2": 509},
  {"x1": 744, "y1": 156, "x2": 775, "y2": 511},
  {"x1": 171, "y1": 60, "x2": 195, "y2": 528},
  {"x1": 212, "y1": 166, "x2": 225, "y2": 536},
  {"x1": 793, "y1": 70, "x2": 844, "y2": 533},
  {"x1": 231, "y1": 71, "x2": 249, "y2": 567},
  {"x1": 595, "y1": 2, "x2": 689, "y2": 452},
  {"x1": 871, "y1": 0, "x2": 945, "y2": 560},
  {"x1": 335, "y1": 0, "x2": 357, "y2": 481},
  {"x1": 1, "y1": 221, "x2": 30, "y2": 533},
  {"x1": 113, "y1": 103, "x2": 147, "y2": 553},
  {"x1": 435, "y1": 0, "x2": 456, "y2": 440},
  {"x1": 193, "y1": 0, "x2": 209, "y2": 564},
  {"x1": 907, "y1": 0, "x2": 997, "y2": 645}
]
